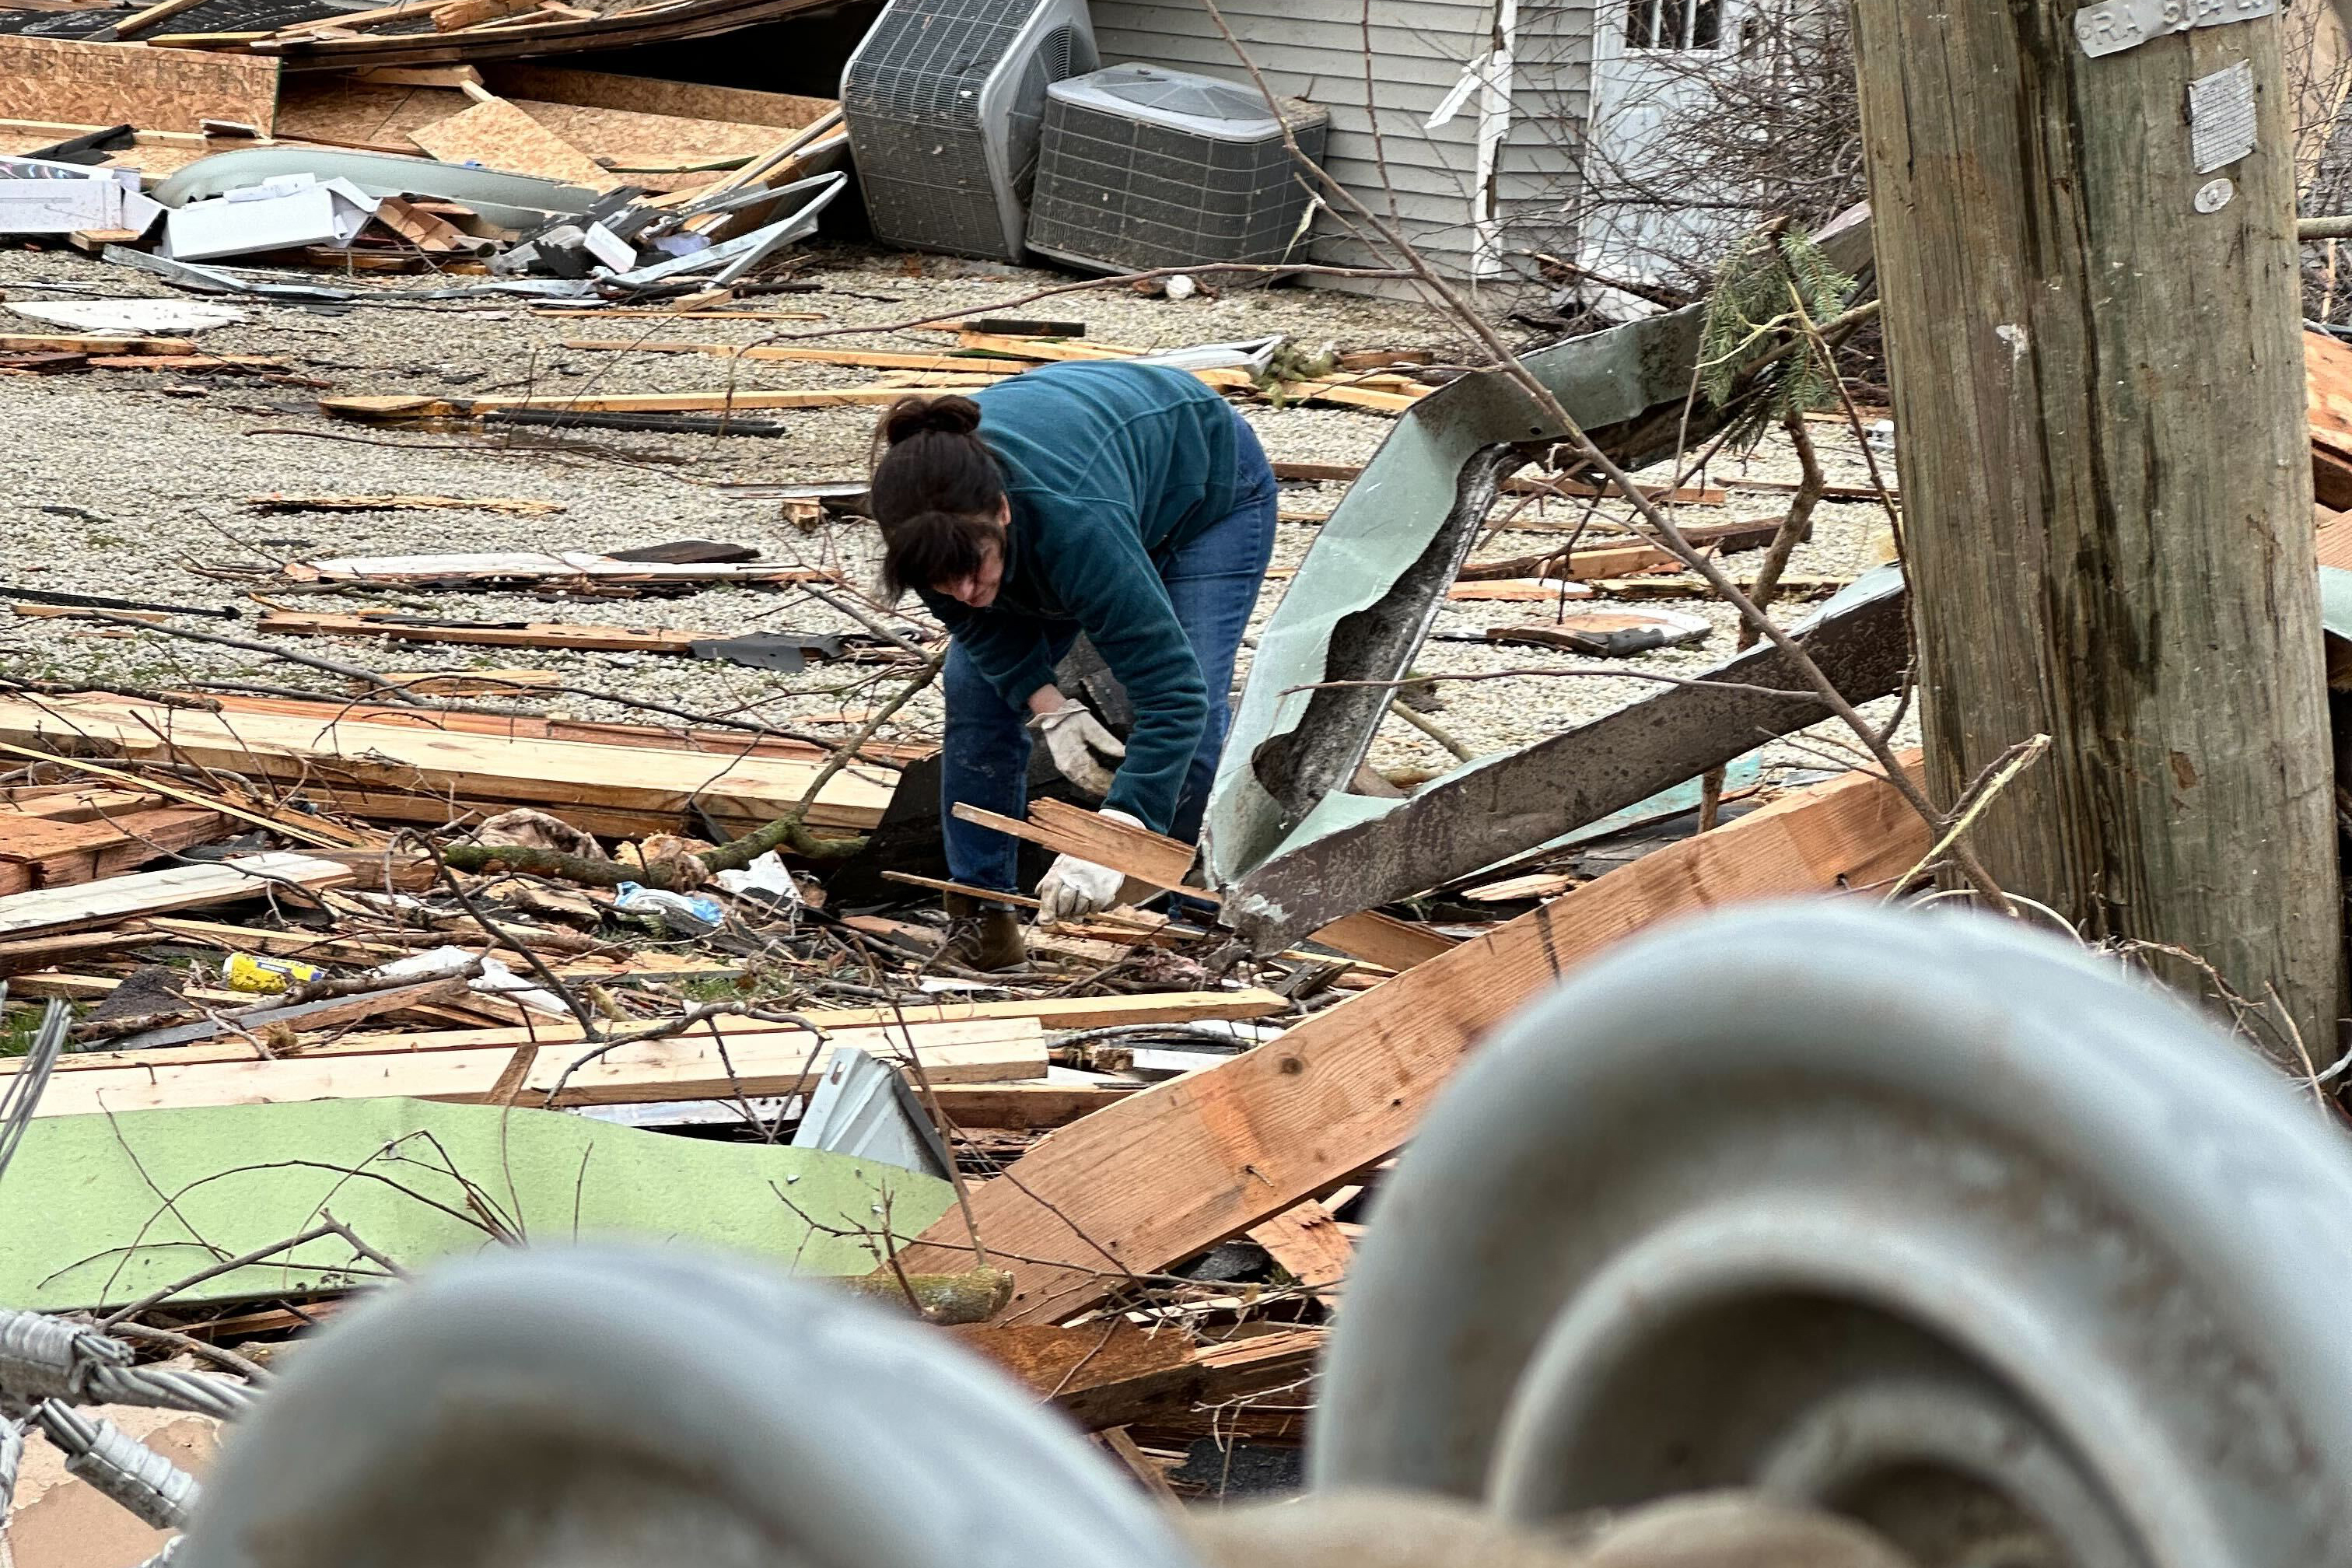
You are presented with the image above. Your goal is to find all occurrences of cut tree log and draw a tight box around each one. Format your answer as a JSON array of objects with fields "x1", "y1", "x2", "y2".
[{"x1": 897, "y1": 761, "x2": 1930, "y2": 1322}]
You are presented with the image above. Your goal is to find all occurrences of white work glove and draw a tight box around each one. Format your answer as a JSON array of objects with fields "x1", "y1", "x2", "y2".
[
  {"x1": 1032, "y1": 705, "x2": 1125, "y2": 797},
  {"x1": 1036, "y1": 809, "x2": 1142, "y2": 926}
]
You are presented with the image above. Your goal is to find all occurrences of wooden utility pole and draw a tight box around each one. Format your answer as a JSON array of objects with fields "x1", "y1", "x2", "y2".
[{"x1": 1847, "y1": 0, "x2": 2343, "y2": 1048}]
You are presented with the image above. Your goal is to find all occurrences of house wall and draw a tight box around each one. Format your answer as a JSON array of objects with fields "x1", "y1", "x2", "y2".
[{"x1": 1087, "y1": 0, "x2": 1591, "y2": 289}]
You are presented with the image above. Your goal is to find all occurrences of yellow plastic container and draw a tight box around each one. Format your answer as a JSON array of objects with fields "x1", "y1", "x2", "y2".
[{"x1": 223, "y1": 952, "x2": 320, "y2": 995}]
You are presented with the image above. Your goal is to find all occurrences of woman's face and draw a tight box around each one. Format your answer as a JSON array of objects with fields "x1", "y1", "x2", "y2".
[{"x1": 935, "y1": 499, "x2": 1011, "y2": 608}]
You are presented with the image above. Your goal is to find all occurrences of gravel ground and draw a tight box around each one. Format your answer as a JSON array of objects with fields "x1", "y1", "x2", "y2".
[{"x1": 0, "y1": 239, "x2": 1913, "y2": 798}]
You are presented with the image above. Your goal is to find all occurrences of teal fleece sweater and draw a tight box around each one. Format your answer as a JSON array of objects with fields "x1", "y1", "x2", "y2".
[{"x1": 914, "y1": 359, "x2": 1239, "y2": 833}]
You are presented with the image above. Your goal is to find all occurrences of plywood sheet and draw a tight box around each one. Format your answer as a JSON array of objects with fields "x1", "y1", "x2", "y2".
[
  {"x1": 513, "y1": 100, "x2": 782, "y2": 176},
  {"x1": 408, "y1": 93, "x2": 614, "y2": 189},
  {"x1": 0, "y1": 36, "x2": 278, "y2": 135},
  {"x1": 484, "y1": 64, "x2": 832, "y2": 128},
  {"x1": 275, "y1": 75, "x2": 463, "y2": 146}
]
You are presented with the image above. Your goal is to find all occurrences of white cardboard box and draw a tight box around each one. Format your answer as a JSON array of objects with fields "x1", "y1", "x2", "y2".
[
  {"x1": 0, "y1": 158, "x2": 158, "y2": 236},
  {"x1": 163, "y1": 174, "x2": 379, "y2": 261}
]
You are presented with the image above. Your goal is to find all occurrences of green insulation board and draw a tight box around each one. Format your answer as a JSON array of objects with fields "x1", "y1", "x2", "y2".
[{"x1": 1, "y1": 1097, "x2": 953, "y2": 1311}]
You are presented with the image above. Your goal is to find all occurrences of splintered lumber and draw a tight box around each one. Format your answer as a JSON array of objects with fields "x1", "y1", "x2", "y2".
[
  {"x1": 0, "y1": 695, "x2": 894, "y2": 833},
  {"x1": 279, "y1": 551, "x2": 828, "y2": 587},
  {"x1": 1247, "y1": 1200, "x2": 1352, "y2": 1293},
  {"x1": 257, "y1": 611, "x2": 705, "y2": 655},
  {"x1": 324, "y1": 388, "x2": 946, "y2": 422},
  {"x1": 23, "y1": 989, "x2": 1287, "y2": 1075},
  {"x1": 100, "y1": 978, "x2": 472, "y2": 1052},
  {"x1": 0, "y1": 929, "x2": 149, "y2": 975},
  {"x1": 33, "y1": 1015, "x2": 1047, "y2": 1118},
  {"x1": 959, "y1": 1322, "x2": 1325, "y2": 1433},
  {"x1": 562, "y1": 339, "x2": 1003, "y2": 373},
  {"x1": 0, "y1": 852, "x2": 353, "y2": 939},
  {"x1": 0, "y1": 334, "x2": 198, "y2": 356},
  {"x1": 954, "y1": 798, "x2": 1196, "y2": 889},
  {"x1": 950, "y1": 800, "x2": 1457, "y2": 970},
  {"x1": 897, "y1": 761, "x2": 1931, "y2": 1322},
  {"x1": 1300, "y1": 909, "x2": 1454, "y2": 971},
  {"x1": 0, "y1": 805, "x2": 229, "y2": 894},
  {"x1": 1459, "y1": 517, "x2": 1784, "y2": 580},
  {"x1": 0, "y1": 36, "x2": 278, "y2": 134},
  {"x1": 2321, "y1": 503, "x2": 2352, "y2": 573},
  {"x1": 2311, "y1": 332, "x2": 2352, "y2": 509},
  {"x1": 408, "y1": 94, "x2": 614, "y2": 188}
]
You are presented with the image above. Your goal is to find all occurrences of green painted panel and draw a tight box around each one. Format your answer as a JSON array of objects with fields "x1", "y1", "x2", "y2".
[{"x1": 2, "y1": 1097, "x2": 953, "y2": 1311}]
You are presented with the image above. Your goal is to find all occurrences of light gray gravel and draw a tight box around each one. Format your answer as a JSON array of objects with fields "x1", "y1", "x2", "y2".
[{"x1": 0, "y1": 240, "x2": 1913, "y2": 790}]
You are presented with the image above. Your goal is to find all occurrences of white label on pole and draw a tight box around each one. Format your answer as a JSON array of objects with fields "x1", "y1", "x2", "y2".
[
  {"x1": 2193, "y1": 176, "x2": 2235, "y2": 212},
  {"x1": 2075, "y1": 0, "x2": 2275, "y2": 58},
  {"x1": 2189, "y1": 60, "x2": 2259, "y2": 171}
]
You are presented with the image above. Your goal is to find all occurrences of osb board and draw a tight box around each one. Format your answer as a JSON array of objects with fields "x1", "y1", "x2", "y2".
[
  {"x1": 408, "y1": 94, "x2": 614, "y2": 190},
  {"x1": 275, "y1": 75, "x2": 460, "y2": 147},
  {"x1": 509, "y1": 100, "x2": 782, "y2": 183},
  {"x1": 0, "y1": 124, "x2": 215, "y2": 177},
  {"x1": 482, "y1": 64, "x2": 833, "y2": 129},
  {"x1": 283, "y1": 78, "x2": 782, "y2": 190},
  {"x1": 0, "y1": 36, "x2": 278, "y2": 136}
]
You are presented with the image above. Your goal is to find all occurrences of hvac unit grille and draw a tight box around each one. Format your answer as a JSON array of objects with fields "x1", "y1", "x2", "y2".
[
  {"x1": 1025, "y1": 65, "x2": 1330, "y2": 275},
  {"x1": 841, "y1": 0, "x2": 1096, "y2": 261}
]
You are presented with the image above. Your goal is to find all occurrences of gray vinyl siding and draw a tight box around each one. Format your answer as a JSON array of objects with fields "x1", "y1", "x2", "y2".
[
  {"x1": 1090, "y1": 0, "x2": 1545, "y2": 279},
  {"x1": 1493, "y1": 0, "x2": 1593, "y2": 271}
]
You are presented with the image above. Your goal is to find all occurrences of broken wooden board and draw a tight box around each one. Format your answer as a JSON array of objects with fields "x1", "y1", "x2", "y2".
[
  {"x1": 257, "y1": 611, "x2": 707, "y2": 655},
  {"x1": 0, "y1": 334, "x2": 197, "y2": 356},
  {"x1": 25, "y1": 989, "x2": 1287, "y2": 1076},
  {"x1": 0, "y1": 852, "x2": 353, "y2": 940},
  {"x1": 950, "y1": 801, "x2": 1457, "y2": 971},
  {"x1": 279, "y1": 551, "x2": 828, "y2": 587},
  {"x1": 954, "y1": 797, "x2": 1197, "y2": 890},
  {"x1": 324, "y1": 388, "x2": 975, "y2": 421},
  {"x1": 96, "y1": 978, "x2": 471, "y2": 1053},
  {"x1": 898, "y1": 761, "x2": 1931, "y2": 1322},
  {"x1": 0, "y1": 805, "x2": 228, "y2": 895},
  {"x1": 34, "y1": 1016, "x2": 1046, "y2": 1118},
  {"x1": 407, "y1": 94, "x2": 615, "y2": 188},
  {"x1": 0, "y1": 695, "x2": 894, "y2": 832},
  {"x1": 1247, "y1": 1199, "x2": 1352, "y2": 1295},
  {"x1": 0, "y1": 36, "x2": 278, "y2": 134},
  {"x1": 2308, "y1": 330, "x2": 2352, "y2": 509},
  {"x1": 562, "y1": 339, "x2": 1010, "y2": 373}
]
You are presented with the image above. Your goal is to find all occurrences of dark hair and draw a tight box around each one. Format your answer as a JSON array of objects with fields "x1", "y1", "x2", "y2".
[{"x1": 870, "y1": 394, "x2": 1006, "y2": 599}]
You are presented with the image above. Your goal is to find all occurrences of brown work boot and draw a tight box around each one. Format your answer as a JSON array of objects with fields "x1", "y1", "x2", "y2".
[{"x1": 941, "y1": 891, "x2": 1027, "y2": 971}]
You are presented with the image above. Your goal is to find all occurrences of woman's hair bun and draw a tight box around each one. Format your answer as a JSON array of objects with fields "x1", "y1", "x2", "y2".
[{"x1": 882, "y1": 394, "x2": 982, "y2": 446}]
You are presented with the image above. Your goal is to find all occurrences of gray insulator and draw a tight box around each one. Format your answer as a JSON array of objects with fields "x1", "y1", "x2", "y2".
[
  {"x1": 177, "y1": 1246, "x2": 1203, "y2": 1568},
  {"x1": 135, "y1": 1538, "x2": 186, "y2": 1568},
  {"x1": 0, "y1": 1310, "x2": 252, "y2": 1419},
  {"x1": 36, "y1": 1401, "x2": 202, "y2": 1530},
  {"x1": 1314, "y1": 901, "x2": 2352, "y2": 1568}
]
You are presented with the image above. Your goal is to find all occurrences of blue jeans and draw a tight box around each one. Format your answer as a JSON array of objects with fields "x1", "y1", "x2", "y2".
[{"x1": 941, "y1": 412, "x2": 1279, "y2": 894}]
